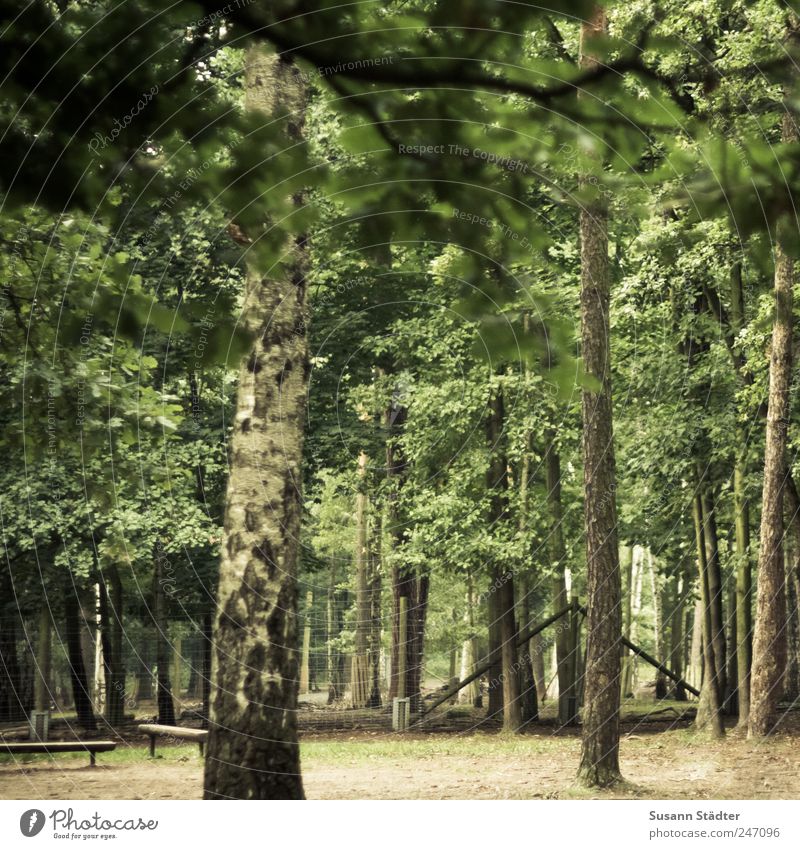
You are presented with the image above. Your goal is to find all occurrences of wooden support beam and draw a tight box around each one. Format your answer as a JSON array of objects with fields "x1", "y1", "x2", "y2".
[
  {"x1": 417, "y1": 604, "x2": 573, "y2": 719},
  {"x1": 576, "y1": 604, "x2": 700, "y2": 698}
]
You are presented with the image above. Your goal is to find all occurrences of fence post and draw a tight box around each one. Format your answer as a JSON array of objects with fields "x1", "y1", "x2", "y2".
[
  {"x1": 561, "y1": 593, "x2": 580, "y2": 726},
  {"x1": 398, "y1": 596, "x2": 408, "y2": 700}
]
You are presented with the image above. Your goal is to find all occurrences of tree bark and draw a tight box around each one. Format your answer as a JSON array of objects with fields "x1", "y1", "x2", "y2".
[
  {"x1": 204, "y1": 46, "x2": 308, "y2": 800},
  {"x1": 326, "y1": 557, "x2": 345, "y2": 703},
  {"x1": 367, "y1": 511, "x2": 383, "y2": 708},
  {"x1": 576, "y1": 1, "x2": 622, "y2": 790},
  {"x1": 153, "y1": 552, "x2": 176, "y2": 727},
  {"x1": 486, "y1": 387, "x2": 522, "y2": 732},
  {"x1": 64, "y1": 584, "x2": 97, "y2": 730},
  {"x1": 99, "y1": 567, "x2": 125, "y2": 725},
  {"x1": 545, "y1": 431, "x2": 571, "y2": 718},
  {"x1": 734, "y1": 453, "x2": 752, "y2": 726},
  {"x1": 33, "y1": 603, "x2": 52, "y2": 714},
  {"x1": 749, "y1": 110, "x2": 796, "y2": 738},
  {"x1": 0, "y1": 567, "x2": 24, "y2": 722},
  {"x1": 693, "y1": 493, "x2": 724, "y2": 737},
  {"x1": 351, "y1": 451, "x2": 370, "y2": 708}
]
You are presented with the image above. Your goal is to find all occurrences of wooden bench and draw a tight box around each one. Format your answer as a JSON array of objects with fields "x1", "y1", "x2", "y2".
[
  {"x1": 138, "y1": 724, "x2": 208, "y2": 757},
  {"x1": 0, "y1": 740, "x2": 117, "y2": 767}
]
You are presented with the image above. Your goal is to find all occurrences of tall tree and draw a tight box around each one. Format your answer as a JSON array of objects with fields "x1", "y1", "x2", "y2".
[
  {"x1": 576, "y1": 3, "x2": 623, "y2": 788},
  {"x1": 749, "y1": 106, "x2": 797, "y2": 738},
  {"x1": 204, "y1": 45, "x2": 308, "y2": 800}
]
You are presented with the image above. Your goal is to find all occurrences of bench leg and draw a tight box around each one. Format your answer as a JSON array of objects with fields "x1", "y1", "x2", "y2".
[
  {"x1": 199, "y1": 742, "x2": 204, "y2": 757},
  {"x1": 90, "y1": 751, "x2": 96, "y2": 768},
  {"x1": 149, "y1": 736, "x2": 156, "y2": 758}
]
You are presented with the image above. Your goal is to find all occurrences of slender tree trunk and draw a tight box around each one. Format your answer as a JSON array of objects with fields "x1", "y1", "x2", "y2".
[
  {"x1": 64, "y1": 585, "x2": 97, "y2": 730},
  {"x1": 701, "y1": 491, "x2": 727, "y2": 701},
  {"x1": 408, "y1": 575, "x2": 429, "y2": 713},
  {"x1": 201, "y1": 611, "x2": 212, "y2": 728},
  {"x1": 486, "y1": 387, "x2": 522, "y2": 732},
  {"x1": 576, "y1": 6, "x2": 622, "y2": 782},
  {"x1": 459, "y1": 577, "x2": 480, "y2": 705},
  {"x1": 351, "y1": 451, "x2": 370, "y2": 708},
  {"x1": 153, "y1": 553, "x2": 176, "y2": 727},
  {"x1": 203, "y1": 46, "x2": 308, "y2": 800},
  {"x1": 749, "y1": 108, "x2": 795, "y2": 735},
  {"x1": 693, "y1": 493, "x2": 724, "y2": 737},
  {"x1": 667, "y1": 570, "x2": 687, "y2": 701},
  {"x1": 646, "y1": 552, "x2": 667, "y2": 699},
  {"x1": 0, "y1": 567, "x2": 23, "y2": 721},
  {"x1": 734, "y1": 447, "x2": 753, "y2": 727},
  {"x1": 33, "y1": 603, "x2": 52, "y2": 714},
  {"x1": 690, "y1": 599, "x2": 703, "y2": 690},
  {"x1": 100, "y1": 567, "x2": 125, "y2": 725},
  {"x1": 620, "y1": 545, "x2": 633, "y2": 699},
  {"x1": 300, "y1": 591, "x2": 312, "y2": 695},
  {"x1": 327, "y1": 557, "x2": 344, "y2": 703},
  {"x1": 516, "y1": 434, "x2": 537, "y2": 723},
  {"x1": 367, "y1": 513, "x2": 382, "y2": 708},
  {"x1": 545, "y1": 432, "x2": 571, "y2": 720}
]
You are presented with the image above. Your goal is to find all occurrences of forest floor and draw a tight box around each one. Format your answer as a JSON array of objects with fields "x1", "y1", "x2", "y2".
[{"x1": 2, "y1": 713, "x2": 800, "y2": 800}]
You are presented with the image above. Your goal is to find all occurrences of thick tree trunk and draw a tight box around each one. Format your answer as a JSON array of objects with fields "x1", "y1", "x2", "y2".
[
  {"x1": 204, "y1": 47, "x2": 308, "y2": 800},
  {"x1": 576, "y1": 1, "x2": 622, "y2": 790},
  {"x1": 749, "y1": 111, "x2": 795, "y2": 737},
  {"x1": 64, "y1": 585, "x2": 97, "y2": 730}
]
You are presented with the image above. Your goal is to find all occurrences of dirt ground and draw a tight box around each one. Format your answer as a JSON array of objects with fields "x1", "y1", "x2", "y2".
[{"x1": 2, "y1": 725, "x2": 800, "y2": 800}]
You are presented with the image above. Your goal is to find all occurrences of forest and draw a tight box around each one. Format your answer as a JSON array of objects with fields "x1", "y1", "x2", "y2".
[{"x1": 1, "y1": 0, "x2": 800, "y2": 803}]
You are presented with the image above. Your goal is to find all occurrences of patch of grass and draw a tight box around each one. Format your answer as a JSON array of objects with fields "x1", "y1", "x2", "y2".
[
  {"x1": 301, "y1": 732, "x2": 572, "y2": 766},
  {"x1": 0, "y1": 744, "x2": 202, "y2": 766}
]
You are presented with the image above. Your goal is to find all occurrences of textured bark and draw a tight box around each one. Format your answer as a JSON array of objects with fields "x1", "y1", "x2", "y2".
[
  {"x1": 152, "y1": 555, "x2": 176, "y2": 727},
  {"x1": 701, "y1": 492, "x2": 727, "y2": 701},
  {"x1": 693, "y1": 493, "x2": 724, "y2": 737},
  {"x1": 351, "y1": 451, "x2": 370, "y2": 708},
  {"x1": 576, "y1": 1, "x2": 622, "y2": 791},
  {"x1": 749, "y1": 209, "x2": 793, "y2": 736},
  {"x1": 100, "y1": 567, "x2": 125, "y2": 725},
  {"x1": 784, "y1": 557, "x2": 800, "y2": 702},
  {"x1": 204, "y1": 46, "x2": 308, "y2": 800},
  {"x1": 63, "y1": 586, "x2": 97, "y2": 730},
  {"x1": 647, "y1": 553, "x2": 667, "y2": 699},
  {"x1": 326, "y1": 557, "x2": 345, "y2": 703},
  {"x1": 734, "y1": 455, "x2": 752, "y2": 726},
  {"x1": 299, "y1": 591, "x2": 312, "y2": 695},
  {"x1": 367, "y1": 512, "x2": 383, "y2": 708},
  {"x1": 0, "y1": 567, "x2": 24, "y2": 722},
  {"x1": 33, "y1": 603, "x2": 52, "y2": 714},
  {"x1": 667, "y1": 570, "x2": 687, "y2": 701},
  {"x1": 201, "y1": 611, "x2": 212, "y2": 728},
  {"x1": 620, "y1": 545, "x2": 634, "y2": 698},
  {"x1": 486, "y1": 388, "x2": 522, "y2": 732}
]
